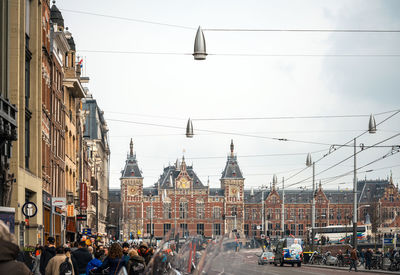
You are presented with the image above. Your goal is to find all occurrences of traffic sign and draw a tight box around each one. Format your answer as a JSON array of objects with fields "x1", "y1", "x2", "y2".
[
  {"x1": 22, "y1": 202, "x2": 37, "y2": 218},
  {"x1": 83, "y1": 228, "x2": 92, "y2": 235},
  {"x1": 256, "y1": 225, "x2": 261, "y2": 230},
  {"x1": 384, "y1": 238, "x2": 394, "y2": 244},
  {"x1": 261, "y1": 234, "x2": 266, "y2": 239}
]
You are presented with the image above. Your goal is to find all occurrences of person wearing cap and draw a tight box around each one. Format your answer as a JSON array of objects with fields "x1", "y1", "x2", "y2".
[
  {"x1": 138, "y1": 242, "x2": 153, "y2": 265},
  {"x1": 40, "y1": 236, "x2": 57, "y2": 274}
]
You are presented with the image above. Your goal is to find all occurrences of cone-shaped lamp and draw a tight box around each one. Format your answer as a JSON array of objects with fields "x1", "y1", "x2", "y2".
[
  {"x1": 193, "y1": 26, "x2": 207, "y2": 60},
  {"x1": 368, "y1": 114, "x2": 376, "y2": 134},
  {"x1": 186, "y1": 118, "x2": 194, "y2": 138}
]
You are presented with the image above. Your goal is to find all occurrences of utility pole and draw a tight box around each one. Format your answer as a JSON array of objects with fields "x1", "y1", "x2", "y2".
[
  {"x1": 311, "y1": 162, "x2": 316, "y2": 251},
  {"x1": 281, "y1": 177, "x2": 285, "y2": 237},
  {"x1": 262, "y1": 190, "x2": 264, "y2": 235},
  {"x1": 353, "y1": 138, "x2": 358, "y2": 249}
]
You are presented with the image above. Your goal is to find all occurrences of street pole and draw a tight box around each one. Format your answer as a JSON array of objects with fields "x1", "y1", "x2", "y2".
[
  {"x1": 353, "y1": 138, "x2": 358, "y2": 250},
  {"x1": 281, "y1": 177, "x2": 285, "y2": 237},
  {"x1": 150, "y1": 195, "x2": 153, "y2": 245},
  {"x1": 311, "y1": 162, "x2": 316, "y2": 251},
  {"x1": 262, "y1": 190, "x2": 264, "y2": 235}
]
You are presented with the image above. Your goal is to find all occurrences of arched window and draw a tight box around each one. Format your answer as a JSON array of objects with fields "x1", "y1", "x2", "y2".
[
  {"x1": 163, "y1": 202, "x2": 171, "y2": 219},
  {"x1": 179, "y1": 198, "x2": 188, "y2": 219},
  {"x1": 196, "y1": 198, "x2": 204, "y2": 219}
]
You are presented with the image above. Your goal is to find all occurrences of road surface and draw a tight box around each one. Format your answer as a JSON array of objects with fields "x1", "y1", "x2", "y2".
[{"x1": 203, "y1": 249, "x2": 381, "y2": 275}]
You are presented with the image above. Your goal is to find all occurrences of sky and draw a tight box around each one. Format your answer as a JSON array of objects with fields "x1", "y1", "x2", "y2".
[{"x1": 57, "y1": 0, "x2": 400, "y2": 190}]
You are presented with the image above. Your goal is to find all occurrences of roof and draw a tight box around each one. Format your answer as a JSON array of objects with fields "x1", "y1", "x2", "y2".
[
  {"x1": 221, "y1": 141, "x2": 244, "y2": 179},
  {"x1": 120, "y1": 140, "x2": 142, "y2": 179},
  {"x1": 156, "y1": 158, "x2": 206, "y2": 189},
  {"x1": 209, "y1": 188, "x2": 224, "y2": 196},
  {"x1": 358, "y1": 179, "x2": 390, "y2": 203},
  {"x1": 244, "y1": 189, "x2": 264, "y2": 203},
  {"x1": 50, "y1": 3, "x2": 64, "y2": 28}
]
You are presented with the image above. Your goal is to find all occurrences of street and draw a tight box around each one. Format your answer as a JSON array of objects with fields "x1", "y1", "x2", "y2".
[{"x1": 204, "y1": 249, "x2": 381, "y2": 275}]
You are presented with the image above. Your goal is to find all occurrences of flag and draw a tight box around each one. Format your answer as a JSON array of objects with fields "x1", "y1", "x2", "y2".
[{"x1": 78, "y1": 58, "x2": 83, "y2": 68}]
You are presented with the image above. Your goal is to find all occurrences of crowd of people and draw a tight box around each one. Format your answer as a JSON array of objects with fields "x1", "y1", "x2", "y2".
[{"x1": 0, "y1": 220, "x2": 157, "y2": 275}]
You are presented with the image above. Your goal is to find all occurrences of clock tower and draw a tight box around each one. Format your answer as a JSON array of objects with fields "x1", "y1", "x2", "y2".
[
  {"x1": 120, "y1": 139, "x2": 143, "y2": 239},
  {"x1": 221, "y1": 140, "x2": 245, "y2": 236}
]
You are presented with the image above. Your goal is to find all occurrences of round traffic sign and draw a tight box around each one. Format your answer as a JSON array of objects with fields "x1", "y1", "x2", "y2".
[{"x1": 22, "y1": 202, "x2": 38, "y2": 218}]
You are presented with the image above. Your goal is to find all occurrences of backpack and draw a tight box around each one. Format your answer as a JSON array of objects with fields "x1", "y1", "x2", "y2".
[
  {"x1": 59, "y1": 257, "x2": 73, "y2": 275},
  {"x1": 129, "y1": 261, "x2": 145, "y2": 275}
]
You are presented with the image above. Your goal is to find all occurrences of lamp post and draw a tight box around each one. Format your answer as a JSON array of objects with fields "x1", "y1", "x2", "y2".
[
  {"x1": 353, "y1": 115, "x2": 376, "y2": 250},
  {"x1": 306, "y1": 153, "x2": 316, "y2": 251}
]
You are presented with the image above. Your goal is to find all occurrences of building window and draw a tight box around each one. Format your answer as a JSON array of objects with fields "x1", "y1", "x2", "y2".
[
  {"x1": 244, "y1": 208, "x2": 250, "y2": 220},
  {"x1": 244, "y1": 224, "x2": 249, "y2": 237},
  {"x1": 291, "y1": 224, "x2": 296, "y2": 235},
  {"x1": 290, "y1": 209, "x2": 295, "y2": 220},
  {"x1": 231, "y1": 206, "x2": 237, "y2": 216},
  {"x1": 146, "y1": 223, "x2": 154, "y2": 235},
  {"x1": 129, "y1": 207, "x2": 136, "y2": 219},
  {"x1": 299, "y1": 209, "x2": 304, "y2": 220},
  {"x1": 275, "y1": 209, "x2": 280, "y2": 220},
  {"x1": 196, "y1": 200, "x2": 204, "y2": 219},
  {"x1": 163, "y1": 203, "x2": 171, "y2": 219},
  {"x1": 213, "y1": 207, "x2": 221, "y2": 219},
  {"x1": 180, "y1": 223, "x2": 188, "y2": 237},
  {"x1": 252, "y1": 209, "x2": 257, "y2": 220},
  {"x1": 197, "y1": 224, "x2": 204, "y2": 235},
  {"x1": 213, "y1": 224, "x2": 221, "y2": 236},
  {"x1": 322, "y1": 209, "x2": 327, "y2": 220},
  {"x1": 163, "y1": 224, "x2": 171, "y2": 235},
  {"x1": 298, "y1": 224, "x2": 304, "y2": 236},
  {"x1": 329, "y1": 208, "x2": 334, "y2": 220},
  {"x1": 179, "y1": 201, "x2": 188, "y2": 219},
  {"x1": 267, "y1": 209, "x2": 273, "y2": 220},
  {"x1": 252, "y1": 225, "x2": 257, "y2": 236}
]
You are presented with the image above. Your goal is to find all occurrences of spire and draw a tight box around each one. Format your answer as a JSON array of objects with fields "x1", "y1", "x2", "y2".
[
  {"x1": 319, "y1": 180, "x2": 322, "y2": 190},
  {"x1": 180, "y1": 155, "x2": 186, "y2": 171},
  {"x1": 250, "y1": 187, "x2": 254, "y2": 196},
  {"x1": 230, "y1": 139, "x2": 234, "y2": 157},
  {"x1": 390, "y1": 170, "x2": 393, "y2": 185},
  {"x1": 129, "y1": 138, "x2": 133, "y2": 157}
]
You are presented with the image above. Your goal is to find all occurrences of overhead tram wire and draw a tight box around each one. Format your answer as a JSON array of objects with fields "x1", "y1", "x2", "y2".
[
  {"x1": 284, "y1": 132, "x2": 400, "y2": 189},
  {"x1": 77, "y1": 49, "x2": 400, "y2": 58},
  {"x1": 282, "y1": 109, "x2": 400, "y2": 183},
  {"x1": 60, "y1": 9, "x2": 196, "y2": 30}
]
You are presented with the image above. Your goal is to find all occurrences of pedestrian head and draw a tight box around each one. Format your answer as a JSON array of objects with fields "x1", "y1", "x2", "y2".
[
  {"x1": 0, "y1": 220, "x2": 16, "y2": 244},
  {"x1": 139, "y1": 242, "x2": 149, "y2": 254},
  {"x1": 128, "y1": 249, "x2": 138, "y2": 258},
  {"x1": 56, "y1": 246, "x2": 65, "y2": 254},
  {"x1": 122, "y1": 242, "x2": 129, "y2": 252},
  {"x1": 47, "y1": 236, "x2": 55, "y2": 245},
  {"x1": 79, "y1": 240, "x2": 87, "y2": 248},
  {"x1": 108, "y1": 242, "x2": 123, "y2": 259},
  {"x1": 94, "y1": 250, "x2": 103, "y2": 259},
  {"x1": 88, "y1": 246, "x2": 93, "y2": 254}
]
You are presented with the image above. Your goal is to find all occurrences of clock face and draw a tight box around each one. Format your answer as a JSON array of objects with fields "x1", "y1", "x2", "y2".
[
  {"x1": 230, "y1": 186, "x2": 239, "y2": 197},
  {"x1": 128, "y1": 185, "x2": 138, "y2": 195},
  {"x1": 177, "y1": 177, "x2": 189, "y2": 189}
]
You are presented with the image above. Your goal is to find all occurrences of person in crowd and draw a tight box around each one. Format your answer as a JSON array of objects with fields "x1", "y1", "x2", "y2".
[
  {"x1": 100, "y1": 247, "x2": 108, "y2": 262},
  {"x1": 365, "y1": 248, "x2": 373, "y2": 270},
  {"x1": 349, "y1": 247, "x2": 358, "y2": 272},
  {"x1": 86, "y1": 250, "x2": 103, "y2": 275},
  {"x1": 122, "y1": 242, "x2": 130, "y2": 263},
  {"x1": 71, "y1": 242, "x2": 79, "y2": 252},
  {"x1": 87, "y1": 246, "x2": 94, "y2": 258},
  {"x1": 45, "y1": 246, "x2": 74, "y2": 275},
  {"x1": 127, "y1": 249, "x2": 145, "y2": 275},
  {"x1": 95, "y1": 243, "x2": 125, "y2": 275},
  {"x1": 32, "y1": 246, "x2": 43, "y2": 275},
  {"x1": 40, "y1": 237, "x2": 56, "y2": 275},
  {"x1": 138, "y1": 243, "x2": 153, "y2": 265},
  {"x1": 360, "y1": 248, "x2": 365, "y2": 266},
  {"x1": 0, "y1": 220, "x2": 31, "y2": 275},
  {"x1": 72, "y1": 241, "x2": 93, "y2": 275}
]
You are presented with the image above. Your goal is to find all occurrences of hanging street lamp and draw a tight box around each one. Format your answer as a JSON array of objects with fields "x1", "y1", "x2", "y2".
[
  {"x1": 186, "y1": 118, "x2": 194, "y2": 138},
  {"x1": 193, "y1": 26, "x2": 207, "y2": 60}
]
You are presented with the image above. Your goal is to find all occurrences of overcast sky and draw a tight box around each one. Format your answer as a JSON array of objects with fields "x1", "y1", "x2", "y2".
[{"x1": 58, "y1": 0, "x2": 400, "y2": 190}]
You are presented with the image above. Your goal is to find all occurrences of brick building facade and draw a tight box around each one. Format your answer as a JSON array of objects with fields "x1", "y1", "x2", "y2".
[{"x1": 121, "y1": 140, "x2": 400, "y2": 240}]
